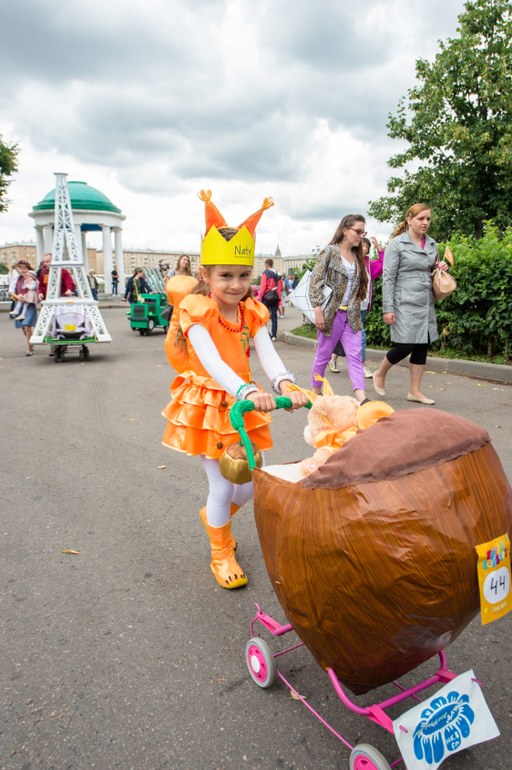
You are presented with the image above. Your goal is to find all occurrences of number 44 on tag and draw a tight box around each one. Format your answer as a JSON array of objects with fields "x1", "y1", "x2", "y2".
[{"x1": 476, "y1": 533, "x2": 512, "y2": 625}]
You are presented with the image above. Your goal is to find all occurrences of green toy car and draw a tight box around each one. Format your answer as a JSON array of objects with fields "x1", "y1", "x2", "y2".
[{"x1": 128, "y1": 293, "x2": 170, "y2": 335}]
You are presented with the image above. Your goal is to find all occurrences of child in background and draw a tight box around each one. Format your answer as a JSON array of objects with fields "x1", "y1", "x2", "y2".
[
  {"x1": 10, "y1": 264, "x2": 38, "y2": 321},
  {"x1": 162, "y1": 191, "x2": 308, "y2": 589}
]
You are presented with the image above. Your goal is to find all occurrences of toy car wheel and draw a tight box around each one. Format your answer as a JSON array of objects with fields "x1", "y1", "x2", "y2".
[
  {"x1": 147, "y1": 319, "x2": 154, "y2": 332},
  {"x1": 139, "y1": 329, "x2": 146, "y2": 336},
  {"x1": 349, "y1": 744, "x2": 391, "y2": 770},
  {"x1": 79, "y1": 350, "x2": 84, "y2": 361},
  {"x1": 245, "y1": 637, "x2": 276, "y2": 688},
  {"x1": 84, "y1": 347, "x2": 90, "y2": 361}
]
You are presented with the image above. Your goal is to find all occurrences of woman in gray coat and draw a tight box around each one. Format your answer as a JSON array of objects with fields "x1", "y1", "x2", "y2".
[{"x1": 372, "y1": 204, "x2": 447, "y2": 405}]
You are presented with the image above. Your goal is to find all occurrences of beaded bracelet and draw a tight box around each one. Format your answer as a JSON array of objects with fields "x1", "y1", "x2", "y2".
[
  {"x1": 235, "y1": 382, "x2": 260, "y2": 402},
  {"x1": 271, "y1": 371, "x2": 297, "y2": 396}
]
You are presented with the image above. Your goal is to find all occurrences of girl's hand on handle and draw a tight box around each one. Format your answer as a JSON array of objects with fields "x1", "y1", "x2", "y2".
[
  {"x1": 314, "y1": 306, "x2": 326, "y2": 332},
  {"x1": 279, "y1": 382, "x2": 310, "y2": 412},
  {"x1": 247, "y1": 391, "x2": 276, "y2": 413},
  {"x1": 436, "y1": 261, "x2": 448, "y2": 271},
  {"x1": 383, "y1": 312, "x2": 395, "y2": 325}
]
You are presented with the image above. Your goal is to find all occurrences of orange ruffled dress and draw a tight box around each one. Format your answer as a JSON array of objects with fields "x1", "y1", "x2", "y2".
[{"x1": 162, "y1": 294, "x2": 273, "y2": 459}]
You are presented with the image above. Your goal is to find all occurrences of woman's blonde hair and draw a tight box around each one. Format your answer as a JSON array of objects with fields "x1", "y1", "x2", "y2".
[
  {"x1": 391, "y1": 204, "x2": 431, "y2": 239},
  {"x1": 328, "y1": 214, "x2": 368, "y2": 302}
]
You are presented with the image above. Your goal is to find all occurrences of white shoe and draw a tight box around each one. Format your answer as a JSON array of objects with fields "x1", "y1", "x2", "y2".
[
  {"x1": 328, "y1": 359, "x2": 339, "y2": 373},
  {"x1": 17, "y1": 314, "x2": 26, "y2": 321},
  {"x1": 407, "y1": 393, "x2": 435, "y2": 405},
  {"x1": 271, "y1": 336, "x2": 278, "y2": 342},
  {"x1": 363, "y1": 365, "x2": 373, "y2": 378},
  {"x1": 372, "y1": 372, "x2": 386, "y2": 397}
]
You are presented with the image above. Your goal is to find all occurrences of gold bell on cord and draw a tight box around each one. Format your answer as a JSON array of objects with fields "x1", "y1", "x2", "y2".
[{"x1": 219, "y1": 440, "x2": 262, "y2": 484}]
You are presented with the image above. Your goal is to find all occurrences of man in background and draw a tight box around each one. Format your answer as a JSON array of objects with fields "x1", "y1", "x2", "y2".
[
  {"x1": 38, "y1": 253, "x2": 75, "y2": 301},
  {"x1": 259, "y1": 258, "x2": 283, "y2": 341}
]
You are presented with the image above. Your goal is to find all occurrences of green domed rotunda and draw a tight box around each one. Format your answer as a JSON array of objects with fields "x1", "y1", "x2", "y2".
[
  {"x1": 29, "y1": 179, "x2": 126, "y2": 292},
  {"x1": 33, "y1": 181, "x2": 122, "y2": 214}
]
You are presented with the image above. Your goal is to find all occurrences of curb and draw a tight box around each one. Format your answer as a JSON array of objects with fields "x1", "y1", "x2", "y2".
[
  {"x1": 279, "y1": 331, "x2": 512, "y2": 385},
  {"x1": 0, "y1": 300, "x2": 127, "y2": 313}
]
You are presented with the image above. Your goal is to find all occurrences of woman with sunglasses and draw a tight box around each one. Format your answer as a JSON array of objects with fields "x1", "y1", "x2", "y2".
[{"x1": 309, "y1": 214, "x2": 369, "y2": 403}]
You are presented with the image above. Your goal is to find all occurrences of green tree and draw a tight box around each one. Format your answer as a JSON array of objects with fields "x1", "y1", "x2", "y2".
[
  {"x1": 0, "y1": 262, "x2": 8, "y2": 274},
  {"x1": 0, "y1": 134, "x2": 19, "y2": 214},
  {"x1": 369, "y1": 0, "x2": 512, "y2": 240}
]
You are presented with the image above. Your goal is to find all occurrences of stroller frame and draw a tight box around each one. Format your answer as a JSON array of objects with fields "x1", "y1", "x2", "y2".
[{"x1": 247, "y1": 603, "x2": 476, "y2": 769}]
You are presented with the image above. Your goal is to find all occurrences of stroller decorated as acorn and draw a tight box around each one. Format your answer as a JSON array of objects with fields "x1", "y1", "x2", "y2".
[{"x1": 225, "y1": 395, "x2": 511, "y2": 769}]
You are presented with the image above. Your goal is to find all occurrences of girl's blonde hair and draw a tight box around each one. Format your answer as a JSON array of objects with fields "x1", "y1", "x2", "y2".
[{"x1": 391, "y1": 204, "x2": 431, "y2": 239}]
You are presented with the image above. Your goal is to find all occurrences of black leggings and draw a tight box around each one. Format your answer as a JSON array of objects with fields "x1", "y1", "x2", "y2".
[{"x1": 386, "y1": 342, "x2": 429, "y2": 366}]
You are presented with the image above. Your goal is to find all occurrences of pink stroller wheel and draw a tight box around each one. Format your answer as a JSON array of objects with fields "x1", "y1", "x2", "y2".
[
  {"x1": 349, "y1": 744, "x2": 391, "y2": 770},
  {"x1": 245, "y1": 637, "x2": 276, "y2": 689}
]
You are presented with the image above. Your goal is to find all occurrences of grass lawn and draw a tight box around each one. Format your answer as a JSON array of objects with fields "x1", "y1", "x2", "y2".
[{"x1": 289, "y1": 326, "x2": 511, "y2": 365}]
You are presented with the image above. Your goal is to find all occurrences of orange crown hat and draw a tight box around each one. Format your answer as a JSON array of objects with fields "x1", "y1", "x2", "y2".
[{"x1": 198, "y1": 190, "x2": 274, "y2": 266}]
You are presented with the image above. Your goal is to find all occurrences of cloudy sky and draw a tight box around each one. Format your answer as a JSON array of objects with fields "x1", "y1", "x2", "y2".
[{"x1": 1, "y1": 0, "x2": 465, "y2": 257}]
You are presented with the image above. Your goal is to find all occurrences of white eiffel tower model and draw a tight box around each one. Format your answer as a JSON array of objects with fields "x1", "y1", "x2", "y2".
[{"x1": 31, "y1": 173, "x2": 112, "y2": 345}]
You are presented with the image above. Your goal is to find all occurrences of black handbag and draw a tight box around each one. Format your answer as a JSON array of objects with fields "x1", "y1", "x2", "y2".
[{"x1": 263, "y1": 288, "x2": 279, "y2": 306}]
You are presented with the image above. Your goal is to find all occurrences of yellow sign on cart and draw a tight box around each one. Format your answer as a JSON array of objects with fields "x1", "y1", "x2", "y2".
[{"x1": 476, "y1": 534, "x2": 512, "y2": 625}]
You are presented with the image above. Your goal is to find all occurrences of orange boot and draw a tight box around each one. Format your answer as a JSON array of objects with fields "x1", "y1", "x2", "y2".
[
  {"x1": 199, "y1": 504, "x2": 240, "y2": 551},
  {"x1": 206, "y1": 521, "x2": 248, "y2": 589}
]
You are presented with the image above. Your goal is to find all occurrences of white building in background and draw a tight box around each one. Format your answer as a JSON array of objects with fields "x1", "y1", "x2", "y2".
[
  {"x1": 29, "y1": 180, "x2": 126, "y2": 293},
  {"x1": 104, "y1": 249, "x2": 201, "y2": 277}
]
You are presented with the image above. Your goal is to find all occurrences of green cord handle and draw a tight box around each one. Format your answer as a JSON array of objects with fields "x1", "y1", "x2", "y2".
[{"x1": 229, "y1": 396, "x2": 312, "y2": 471}]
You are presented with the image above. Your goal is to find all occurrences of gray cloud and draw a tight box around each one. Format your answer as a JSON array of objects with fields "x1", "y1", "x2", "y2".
[{"x1": 2, "y1": 0, "x2": 466, "y2": 218}]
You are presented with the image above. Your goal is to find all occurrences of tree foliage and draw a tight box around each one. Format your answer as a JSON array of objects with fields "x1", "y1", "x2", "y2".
[
  {"x1": 368, "y1": 0, "x2": 512, "y2": 240},
  {"x1": 366, "y1": 223, "x2": 512, "y2": 360},
  {"x1": 0, "y1": 134, "x2": 20, "y2": 214},
  {"x1": 0, "y1": 262, "x2": 8, "y2": 274}
]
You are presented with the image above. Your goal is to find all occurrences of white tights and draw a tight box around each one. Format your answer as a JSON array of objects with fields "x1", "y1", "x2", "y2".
[{"x1": 200, "y1": 453, "x2": 265, "y2": 527}]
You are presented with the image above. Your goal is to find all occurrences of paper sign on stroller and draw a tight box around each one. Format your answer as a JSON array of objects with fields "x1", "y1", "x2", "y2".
[
  {"x1": 476, "y1": 533, "x2": 512, "y2": 625},
  {"x1": 393, "y1": 670, "x2": 499, "y2": 770}
]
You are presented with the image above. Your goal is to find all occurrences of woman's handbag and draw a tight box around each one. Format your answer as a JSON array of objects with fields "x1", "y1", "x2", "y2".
[
  {"x1": 431, "y1": 263, "x2": 457, "y2": 301},
  {"x1": 431, "y1": 246, "x2": 456, "y2": 301}
]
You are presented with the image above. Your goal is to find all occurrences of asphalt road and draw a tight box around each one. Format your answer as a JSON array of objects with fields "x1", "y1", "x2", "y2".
[{"x1": 1, "y1": 306, "x2": 511, "y2": 770}]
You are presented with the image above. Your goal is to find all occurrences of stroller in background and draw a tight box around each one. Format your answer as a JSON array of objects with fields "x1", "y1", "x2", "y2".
[{"x1": 50, "y1": 306, "x2": 94, "y2": 362}]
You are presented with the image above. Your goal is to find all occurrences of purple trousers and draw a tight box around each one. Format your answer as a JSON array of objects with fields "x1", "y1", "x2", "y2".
[{"x1": 311, "y1": 310, "x2": 365, "y2": 392}]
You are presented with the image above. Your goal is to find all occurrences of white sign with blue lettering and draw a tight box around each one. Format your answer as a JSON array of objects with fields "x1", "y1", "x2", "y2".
[{"x1": 393, "y1": 670, "x2": 500, "y2": 770}]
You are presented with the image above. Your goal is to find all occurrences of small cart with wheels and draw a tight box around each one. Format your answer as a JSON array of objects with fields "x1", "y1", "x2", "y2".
[
  {"x1": 128, "y1": 266, "x2": 170, "y2": 336},
  {"x1": 228, "y1": 398, "x2": 509, "y2": 770},
  {"x1": 45, "y1": 305, "x2": 97, "y2": 363},
  {"x1": 128, "y1": 293, "x2": 169, "y2": 335}
]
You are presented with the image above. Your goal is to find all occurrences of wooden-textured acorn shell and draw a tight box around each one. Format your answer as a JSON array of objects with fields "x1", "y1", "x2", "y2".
[
  {"x1": 252, "y1": 410, "x2": 512, "y2": 695},
  {"x1": 219, "y1": 441, "x2": 262, "y2": 485}
]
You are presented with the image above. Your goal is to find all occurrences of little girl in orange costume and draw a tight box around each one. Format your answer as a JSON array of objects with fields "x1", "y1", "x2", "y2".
[{"x1": 162, "y1": 191, "x2": 308, "y2": 589}]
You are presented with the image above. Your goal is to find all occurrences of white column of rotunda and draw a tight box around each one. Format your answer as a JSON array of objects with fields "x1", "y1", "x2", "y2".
[{"x1": 29, "y1": 181, "x2": 126, "y2": 294}]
